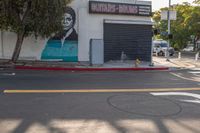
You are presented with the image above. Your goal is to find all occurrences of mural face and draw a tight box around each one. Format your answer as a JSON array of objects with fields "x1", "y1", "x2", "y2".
[
  {"x1": 41, "y1": 7, "x2": 78, "y2": 62},
  {"x1": 63, "y1": 13, "x2": 73, "y2": 31}
]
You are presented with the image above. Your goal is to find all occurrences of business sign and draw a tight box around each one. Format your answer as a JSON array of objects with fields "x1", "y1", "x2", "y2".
[{"x1": 89, "y1": 1, "x2": 152, "y2": 16}]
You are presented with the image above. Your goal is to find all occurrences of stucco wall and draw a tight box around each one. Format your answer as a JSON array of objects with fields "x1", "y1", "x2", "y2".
[
  {"x1": 0, "y1": 0, "x2": 152, "y2": 61},
  {"x1": 0, "y1": 32, "x2": 47, "y2": 60},
  {"x1": 78, "y1": 0, "x2": 152, "y2": 61}
]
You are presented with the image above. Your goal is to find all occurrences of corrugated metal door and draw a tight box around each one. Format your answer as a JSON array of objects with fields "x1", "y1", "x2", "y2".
[{"x1": 104, "y1": 23, "x2": 152, "y2": 62}]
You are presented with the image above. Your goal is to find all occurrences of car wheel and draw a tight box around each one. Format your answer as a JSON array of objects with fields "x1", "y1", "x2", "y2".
[{"x1": 159, "y1": 51, "x2": 164, "y2": 56}]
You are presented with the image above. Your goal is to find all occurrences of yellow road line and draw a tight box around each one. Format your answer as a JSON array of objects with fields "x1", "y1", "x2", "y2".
[{"x1": 3, "y1": 88, "x2": 200, "y2": 93}]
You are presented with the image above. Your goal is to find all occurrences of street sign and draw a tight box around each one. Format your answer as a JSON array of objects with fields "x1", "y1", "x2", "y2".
[{"x1": 161, "y1": 10, "x2": 177, "y2": 20}]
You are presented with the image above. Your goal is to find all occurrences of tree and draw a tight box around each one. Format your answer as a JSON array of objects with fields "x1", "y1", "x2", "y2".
[
  {"x1": 184, "y1": 6, "x2": 200, "y2": 51},
  {"x1": 194, "y1": 0, "x2": 200, "y2": 4},
  {"x1": 0, "y1": 0, "x2": 72, "y2": 63},
  {"x1": 170, "y1": 3, "x2": 192, "y2": 50},
  {"x1": 152, "y1": 2, "x2": 200, "y2": 51}
]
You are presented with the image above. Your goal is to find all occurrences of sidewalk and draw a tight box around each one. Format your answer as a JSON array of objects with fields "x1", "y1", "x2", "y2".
[
  {"x1": 14, "y1": 60, "x2": 169, "y2": 71},
  {"x1": 0, "y1": 53, "x2": 199, "y2": 71},
  {"x1": 153, "y1": 52, "x2": 200, "y2": 69},
  {"x1": 0, "y1": 59, "x2": 168, "y2": 71}
]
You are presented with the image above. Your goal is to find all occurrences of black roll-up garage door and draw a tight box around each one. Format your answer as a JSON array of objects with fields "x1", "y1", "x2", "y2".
[{"x1": 104, "y1": 23, "x2": 152, "y2": 62}]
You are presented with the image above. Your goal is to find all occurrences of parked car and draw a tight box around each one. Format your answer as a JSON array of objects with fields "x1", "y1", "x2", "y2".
[
  {"x1": 153, "y1": 40, "x2": 174, "y2": 56},
  {"x1": 182, "y1": 45, "x2": 194, "y2": 52}
]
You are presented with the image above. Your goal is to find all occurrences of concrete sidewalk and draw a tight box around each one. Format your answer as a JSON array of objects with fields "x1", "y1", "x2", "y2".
[
  {"x1": 0, "y1": 52, "x2": 199, "y2": 71},
  {"x1": 153, "y1": 53, "x2": 200, "y2": 69},
  {"x1": 14, "y1": 60, "x2": 169, "y2": 71},
  {"x1": 0, "y1": 59, "x2": 169, "y2": 71}
]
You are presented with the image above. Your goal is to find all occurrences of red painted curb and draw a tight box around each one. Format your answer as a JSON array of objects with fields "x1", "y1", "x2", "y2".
[{"x1": 15, "y1": 66, "x2": 169, "y2": 71}]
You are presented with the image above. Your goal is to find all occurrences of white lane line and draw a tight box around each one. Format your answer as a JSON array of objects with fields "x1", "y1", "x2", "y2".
[
  {"x1": 188, "y1": 71, "x2": 200, "y2": 78},
  {"x1": 191, "y1": 68, "x2": 200, "y2": 70},
  {"x1": 181, "y1": 100, "x2": 200, "y2": 104},
  {"x1": 0, "y1": 73, "x2": 16, "y2": 76},
  {"x1": 189, "y1": 71, "x2": 200, "y2": 74},
  {"x1": 151, "y1": 92, "x2": 200, "y2": 104},
  {"x1": 151, "y1": 92, "x2": 200, "y2": 99}
]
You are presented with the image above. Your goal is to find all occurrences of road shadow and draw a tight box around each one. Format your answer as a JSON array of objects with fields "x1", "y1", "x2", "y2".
[{"x1": 0, "y1": 92, "x2": 200, "y2": 133}]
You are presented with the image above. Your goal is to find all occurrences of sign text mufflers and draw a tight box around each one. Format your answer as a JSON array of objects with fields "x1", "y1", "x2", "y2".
[{"x1": 89, "y1": 1, "x2": 151, "y2": 16}]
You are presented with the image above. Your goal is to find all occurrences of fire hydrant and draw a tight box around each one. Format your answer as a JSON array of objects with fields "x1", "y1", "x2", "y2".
[{"x1": 135, "y1": 59, "x2": 141, "y2": 67}]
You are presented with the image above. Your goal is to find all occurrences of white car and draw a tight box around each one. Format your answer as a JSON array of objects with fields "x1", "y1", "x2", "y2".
[
  {"x1": 182, "y1": 46, "x2": 193, "y2": 52},
  {"x1": 153, "y1": 40, "x2": 174, "y2": 56}
]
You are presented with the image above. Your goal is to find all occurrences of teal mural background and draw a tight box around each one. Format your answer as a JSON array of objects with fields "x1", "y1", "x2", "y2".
[{"x1": 41, "y1": 40, "x2": 78, "y2": 62}]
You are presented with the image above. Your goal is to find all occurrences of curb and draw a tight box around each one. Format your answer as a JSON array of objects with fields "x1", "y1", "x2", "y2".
[{"x1": 15, "y1": 66, "x2": 169, "y2": 71}]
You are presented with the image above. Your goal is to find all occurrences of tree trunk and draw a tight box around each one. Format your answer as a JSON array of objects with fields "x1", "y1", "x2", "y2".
[{"x1": 11, "y1": 32, "x2": 25, "y2": 63}]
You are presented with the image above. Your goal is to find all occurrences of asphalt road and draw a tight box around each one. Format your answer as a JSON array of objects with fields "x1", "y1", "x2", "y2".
[
  {"x1": 0, "y1": 69, "x2": 200, "y2": 90},
  {"x1": 0, "y1": 69, "x2": 200, "y2": 133}
]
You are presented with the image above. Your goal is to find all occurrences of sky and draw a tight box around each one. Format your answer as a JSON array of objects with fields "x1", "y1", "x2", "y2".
[{"x1": 149, "y1": 0, "x2": 195, "y2": 11}]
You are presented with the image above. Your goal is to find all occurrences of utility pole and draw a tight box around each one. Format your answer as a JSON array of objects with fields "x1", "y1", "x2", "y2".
[
  {"x1": 1, "y1": 30, "x2": 4, "y2": 58},
  {"x1": 167, "y1": 0, "x2": 171, "y2": 61}
]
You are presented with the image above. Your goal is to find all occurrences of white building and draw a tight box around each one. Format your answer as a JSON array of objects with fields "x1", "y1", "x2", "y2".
[{"x1": 0, "y1": 0, "x2": 152, "y2": 63}]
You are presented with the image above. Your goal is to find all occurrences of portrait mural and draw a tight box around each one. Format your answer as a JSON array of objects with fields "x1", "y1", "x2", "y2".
[{"x1": 41, "y1": 7, "x2": 78, "y2": 62}]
